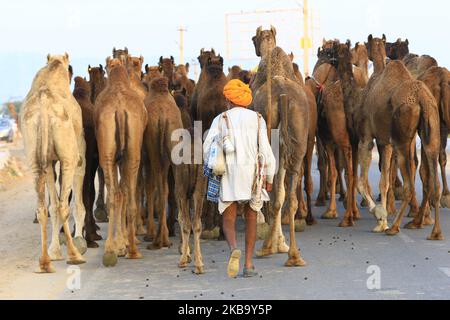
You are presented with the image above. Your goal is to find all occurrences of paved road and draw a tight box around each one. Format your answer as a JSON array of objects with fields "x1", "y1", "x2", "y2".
[{"x1": 0, "y1": 142, "x2": 450, "y2": 300}]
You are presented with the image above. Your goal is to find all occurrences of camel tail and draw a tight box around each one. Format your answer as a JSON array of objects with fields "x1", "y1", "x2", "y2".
[
  {"x1": 115, "y1": 111, "x2": 128, "y2": 163},
  {"x1": 37, "y1": 90, "x2": 51, "y2": 172},
  {"x1": 418, "y1": 84, "x2": 439, "y2": 146}
]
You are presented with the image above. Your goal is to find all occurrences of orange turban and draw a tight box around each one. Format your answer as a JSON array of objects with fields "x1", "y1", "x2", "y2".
[{"x1": 223, "y1": 79, "x2": 253, "y2": 107}]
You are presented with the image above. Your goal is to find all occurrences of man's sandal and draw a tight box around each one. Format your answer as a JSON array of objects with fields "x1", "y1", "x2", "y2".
[{"x1": 227, "y1": 249, "x2": 241, "y2": 278}]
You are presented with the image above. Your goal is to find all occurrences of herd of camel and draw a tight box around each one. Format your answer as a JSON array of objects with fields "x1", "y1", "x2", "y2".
[{"x1": 18, "y1": 26, "x2": 449, "y2": 274}]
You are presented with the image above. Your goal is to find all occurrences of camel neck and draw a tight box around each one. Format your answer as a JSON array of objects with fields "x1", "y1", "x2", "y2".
[{"x1": 372, "y1": 56, "x2": 386, "y2": 74}]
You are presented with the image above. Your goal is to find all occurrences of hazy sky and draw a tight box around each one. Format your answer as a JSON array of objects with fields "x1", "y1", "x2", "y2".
[{"x1": 0, "y1": 0, "x2": 448, "y2": 102}]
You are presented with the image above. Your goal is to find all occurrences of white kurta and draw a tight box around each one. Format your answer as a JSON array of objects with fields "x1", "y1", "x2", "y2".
[{"x1": 203, "y1": 107, "x2": 277, "y2": 213}]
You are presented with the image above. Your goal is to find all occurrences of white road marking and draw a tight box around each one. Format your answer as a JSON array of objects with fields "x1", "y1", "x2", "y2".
[
  {"x1": 398, "y1": 232, "x2": 415, "y2": 244},
  {"x1": 438, "y1": 267, "x2": 450, "y2": 278}
]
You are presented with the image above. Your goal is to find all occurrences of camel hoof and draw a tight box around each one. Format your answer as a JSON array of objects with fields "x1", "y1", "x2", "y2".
[
  {"x1": 33, "y1": 217, "x2": 39, "y2": 224},
  {"x1": 194, "y1": 266, "x2": 205, "y2": 275},
  {"x1": 295, "y1": 219, "x2": 307, "y2": 232},
  {"x1": 404, "y1": 220, "x2": 422, "y2": 230},
  {"x1": 285, "y1": 256, "x2": 306, "y2": 267},
  {"x1": 257, "y1": 223, "x2": 270, "y2": 240},
  {"x1": 423, "y1": 216, "x2": 435, "y2": 226},
  {"x1": 427, "y1": 232, "x2": 444, "y2": 241},
  {"x1": 339, "y1": 218, "x2": 355, "y2": 228},
  {"x1": 394, "y1": 187, "x2": 404, "y2": 201},
  {"x1": 86, "y1": 233, "x2": 102, "y2": 241},
  {"x1": 278, "y1": 242, "x2": 290, "y2": 254},
  {"x1": 49, "y1": 246, "x2": 64, "y2": 261},
  {"x1": 67, "y1": 254, "x2": 86, "y2": 265},
  {"x1": 144, "y1": 235, "x2": 154, "y2": 243},
  {"x1": 360, "y1": 199, "x2": 369, "y2": 208},
  {"x1": 373, "y1": 205, "x2": 388, "y2": 221},
  {"x1": 35, "y1": 263, "x2": 56, "y2": 274},
  {"x1": 306, "y1": 217, "x2": 318, "y2": 226},
  {"x1": 103, "y1": 252, "x2": 118, "y2": 267},
  {"x1": 201, "y1": 230, "x2": 215, "y2": 240},
  {"x1": 441, "y1": 194, "x2": 450, "y2": 208},
  {"x1": 321, "y1": 210, "x2": 338, "y2": 220},
  {"x1": 117, "y1": 247, "x2": 127, "y2": 257},
  {"x1": 315, "y1": 198, "x2": 326, "y2": 207},
  {"x1": 126, "y1": 251, "x2": 143, "y2": 260},
  {"x1": 73, "y1": 236, "x2": 87, "y2": 255},
  {"x1": 256, "y1": 248, "x2": 273, "y2": 258},
  {"x1": 59, "y1": 233, "x2": 67, "y2": 246},
  {"x1": 385, "y1": 227, "x2": 400, "y2": 236},
  {"x1": 281, "y1": 214, "x2": 290, "y2": 226},
  {"x1": 87, "y1": 241, "x2": 99, "y2": 249},
  {"x1": 94, "y1": 207, "x2": 108, "y2": 223}
]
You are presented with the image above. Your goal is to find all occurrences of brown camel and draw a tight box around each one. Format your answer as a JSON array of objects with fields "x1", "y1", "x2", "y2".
[
  {"x1": 385, "y1": 38, "x2": 410, "y2": 61},
  {"x1": 21, "y1": 53, "x2": 86, "y2": 273},
  {"x1": 418, "y1": 67, "x2": 450, "y2": 209},
  {"x1": 308, "y1": 41, "x2": 361, "y2": 227},
  {"x1": 226, "y1": 65, "x2": 242, "y2": 81},
  {"x1": 404, "y1": 54, "x2": 438, "y2": 79},
  {"x1": 95, "y1": 57, "x2": 148, "y2": 267},
  {"x1": 87, "y1": 65, "x2": 109, "y2": 223},
  {"x1": 173, "y1": 63, "x2": 196, "y2": 107},
  {"x1": 251, "y1": 26, "x2": 309, "y2": 267},
  {"x1": 190, "y1": 49, "x2": 228, "y2": 239},
  {"x1": 358, "y1": 35, "x2": 442, "y2": 240},
  {"x1": 73, "y1": 77, "x2": 102, "y2": 248},
  {"x1": 143, "y1": 75, "x2": 184, "y2": 249},
  {"x1": 113, "y1": 47, "x2": 129, "y2": 62}
]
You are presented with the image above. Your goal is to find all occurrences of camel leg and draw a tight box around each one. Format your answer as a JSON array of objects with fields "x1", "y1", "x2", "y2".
[
  {"x1": 168, "y1": 169, "x2": 177, "y2": 237},
  {"x1": 316, "y1": 137, "x2": 328, "y2": 206},
  {"x1": 151, "y1": 169, "x2": 172, "y2": 249},
  {"x1": 296, "y1": 166, "x2": 307, "y2": 219},
  {"x1": 351, "y1": 145, "x2": 361, "y2": 220},
  {"x1": 94, "y1": 168, "x2": 108, "y2": 222},
  {"x1": 135, "y1": 169, "x2": 147, "y2": 236},
  {"x1": 84, "y1": 155, "x2": 101, "y2": 248},
  {"x1": 72, "y1": 159, "x2": 87, "y2": 255},
  {"x1": 46, "y1": 166, "x2": 63, "y2": 261},
  {"x1": 386, "y1": 143, "x2": 414, "y2": 236},
  {"x1": 339, "y1": 145, "x2": 355, "y2": 227},
  {"x1": 303, "y1": 136, "x2": 316, "y2": 226},
  {"x1": 425, "y1": 148, "x2": 443, "y2": 240},
  {"x1": 145, "y1": 162, "x2": 157, "y2": 243},
  {"x1": 322, "y1": 143, "x2": 338, "y2": 220},
  {"x1": 379, "y1": 145, "x2": 394, "y2": 218},
  {"x1": 439, "y1": 130, "x2": 450, "y2": 208},
  {"x1": 336, "y1": 149, "x2": 347, "y2": 202},
  {"x1": 114, "y1": 176, "x2": 127, "y2": 257},
  {"x1": 35, "y1": 171, "x2": 55, "y2": 273},
  {"x1": 408, "y1": 139, "x2": 420, "y2": 216},
  {"x1": 257, "y1": 163, "x2": 289, "y2": 257},
  {"x1": 102, "y1": 164, "x2": 118, "y2": 267},
  {"x1": 192, "y1": 177, "x2": 206, "y2": 274},
  {"x1": 285, "y1": 173, "x2": 307, "y2": 267},
  {"x1": 387, "y1": 154, "x2": 397, "y2": 216},
  {"x1": 125, "y1": 159, "x2": 143, "y2": 260},
  {"x1": 178, "y1": 197, "x2": 192, "y2": 269}
]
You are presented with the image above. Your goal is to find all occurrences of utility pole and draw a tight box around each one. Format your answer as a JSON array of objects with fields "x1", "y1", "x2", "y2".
[
  {"x1": 303, "y1": 0, "x2": 310, "y2": 77},
  {"x1": 178, "y1": 26, "x2": 187, "y2": 65}
]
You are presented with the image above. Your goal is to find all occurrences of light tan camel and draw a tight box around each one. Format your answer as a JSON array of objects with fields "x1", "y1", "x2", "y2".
[
  {"x1": 95, "y1": 58, "x2": 148, "y2": 267},
  {"x1": 351, "y1": 42, "x2": 369, "y2": 87},
  {"x1": 251, "y1": 26, "x2": 309, "y2": 267},
  {"x1": 357, "y1": 35, "x2": 442, "y2": 240},
  {"x1": 20, "y1": 53, "x2": 86, "y2": 273}
]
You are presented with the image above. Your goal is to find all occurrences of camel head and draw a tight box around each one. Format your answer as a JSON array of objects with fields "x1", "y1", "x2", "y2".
[
  {"x1": 105, "y1": 57, "x2": 126, "y2": 78},
  {"x1": 317, "y1": 40, "x2": 339, "y2": 67},
  {"x1": 126, "y1": 55, "x2": 144, "y2": 77},
  {"x1": 351, "y1": 42, "x2": 369, "y2": 66},
  {"x1": 238, "y1": 70, "x2": 252, "y2": 85},
  {"x1": 252, "y1": 26, "x2": 277, "y2": 57},
  {"x1": 173, "y1": 64, "x2": 190, "y2": 84},
  {"x1": 367, "y1": 34, "x2": 387, "y2": 63},
  {"x1": 198, "y1": 49, "x2": 216, "y2": 69},
  {"x1": 88, "y1": 64, "x2": 106, "y2": 84},
  {"x1": 112, "y1": 47, "x2": 129, "y2": 64},
  {"x1": 334, "y1": 40, "x2": 353, "y2": 73},
  {"x1": 158, "y1": 56, "x2": 175, "y2": 83},
  {"x1": 385, "y1": 38, "x2": 410, "y2": 60},
  {"x1": 46, "y1": 53, "x2": 71, "y2": 82},
  {"x1": 73, "y1": 76, "x2": 91, "y2": 96},
  {"x1": 205, "y1": 53, "x2": 224, "y2": 78}
]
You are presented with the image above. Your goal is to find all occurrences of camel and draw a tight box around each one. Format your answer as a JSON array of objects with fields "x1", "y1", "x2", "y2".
[
  {"x1": 251, "y1": 26, "x2": 309, "y2": 267},
  {"x1": 143, "y1": 75, "x2": 184, "y2": 249},
  {"x1": 20, "y1": 53, "x2": 86, "y2": 273},
  {"x1": 226, "y1": 65, "x2": 242, "y2": 81},
  {"x1": 307, "y1": 41, "x2": 362, "y2": 227},
  {"x1": 73, "y1": 76, "x2": 102, "y2": 248},
  {"x1": 173, "y1": 63, "x2": 196, "y2": 108},
  {"x1": 351, "y1": 42, "x2": 370, "y2": 87},
  {"x1": 357, "y1": 35, "x2": 442, "y2": 240},
  {"x1": 113, "y1": 47, "x2": 129, "y2": 62},
  {"x1": 418, "y1": 67, "x2": 450, "y2": 209},
  {"x1": 87, "y1": 65, "x2": 109, "y2": 223},
  {"x1": 190, "y1": 49, "x2": 228, "y2": 239},
  {"x1": 385, "y1": 38, "x2": 410, "y2": 61},
  {"x1": 95, "y1": 57, "x2": 148, "y2": 267},
  {"x1": 159, "y1": 56, "x2": 176, "y2": 90}
]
